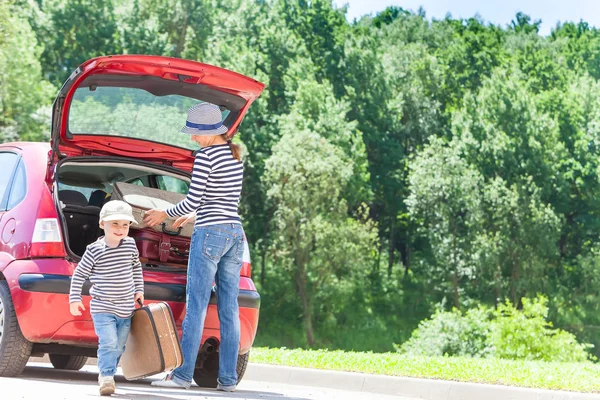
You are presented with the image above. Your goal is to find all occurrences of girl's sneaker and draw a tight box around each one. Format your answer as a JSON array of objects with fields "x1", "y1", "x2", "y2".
[
  {"x1": 216, "y1": 383, "x2": 237, "y2": 392},
  {"x1": 98, "y1": 376, "x2": 115, "y2": 396},
  {"x1": 151, "y1": 376, "x2": 190, "y2": 389}
]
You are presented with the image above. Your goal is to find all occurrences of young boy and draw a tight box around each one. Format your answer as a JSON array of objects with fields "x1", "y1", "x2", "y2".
[{"x1": 69, "y1": 200, "x2": 144, "y2": 396}]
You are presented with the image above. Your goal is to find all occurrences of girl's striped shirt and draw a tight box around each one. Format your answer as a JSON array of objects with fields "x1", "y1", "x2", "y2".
[
  {"x1": 166, "y1": 144, "x2": 243, "y2": 227},
  {"x1": 69, "y1": 236, "x2": 144, "y2": 318}
]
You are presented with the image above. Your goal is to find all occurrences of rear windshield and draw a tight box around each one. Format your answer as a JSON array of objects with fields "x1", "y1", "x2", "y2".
[{"x1": 68, "y1": 86, "x2": 230, "y2": 150}]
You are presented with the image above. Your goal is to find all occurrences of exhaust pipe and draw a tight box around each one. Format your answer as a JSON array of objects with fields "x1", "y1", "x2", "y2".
[{"x1": 200, "y1": 339, "x2": 218, "y2": 354}]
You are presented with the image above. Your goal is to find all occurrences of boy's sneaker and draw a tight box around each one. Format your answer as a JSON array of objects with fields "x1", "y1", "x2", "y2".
[
  {"x1": 98, "y1": 376, "x2": 115, "y2": 396},
  {"x1": 216, "y1": 383, "x2": 237, "y2": 392}
]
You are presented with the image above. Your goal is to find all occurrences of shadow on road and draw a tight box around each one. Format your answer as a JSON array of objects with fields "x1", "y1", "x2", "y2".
[{"x1": 19, "y1": 365, "x2": 311, "y2": 400}]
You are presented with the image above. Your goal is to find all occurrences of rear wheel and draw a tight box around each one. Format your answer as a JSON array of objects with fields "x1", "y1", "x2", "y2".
[
  {"x1": 49, "y1": 354, "x2": 88, "y2": 370},
  {"x1": 193, "y1": 351, "x2": 250, "y2": 388},
  {"x1": 0, "y1": 281, "x2": 33, "y2": 377},
  {"x1": 236, "y1": 351, "x2": 250, "y2": 382}
]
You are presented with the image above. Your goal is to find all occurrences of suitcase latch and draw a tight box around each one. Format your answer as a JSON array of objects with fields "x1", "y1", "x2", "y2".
[
  {"x1": 159, "y1": 240, "x2": 171, "y2": 262},
  {"x1": 170, "y1": 247, "x2": 190, "y2": 258}
]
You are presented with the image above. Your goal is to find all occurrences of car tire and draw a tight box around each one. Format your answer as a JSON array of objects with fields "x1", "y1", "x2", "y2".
[
  {"x1": 236, "y1": 351, "x2": 249, "y2": 383},
  {"x1": 0, "y1": 281, "x2": 33, "y2": 377},
  {"x1": 193, "y1": 351, "x2": 250, "y2": 388},
  {"x1": 49, "y1": 354, "x2": 88, "y2": 371}
]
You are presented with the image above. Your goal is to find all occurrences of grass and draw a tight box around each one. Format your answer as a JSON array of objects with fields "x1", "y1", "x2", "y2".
[{"x1": 250, "y1": 347, "x2": 600, "y2": 393}]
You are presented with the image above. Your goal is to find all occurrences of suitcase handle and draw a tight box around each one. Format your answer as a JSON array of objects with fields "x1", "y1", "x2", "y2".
[
  {"x1": 137, "y1": 298, "x2": 143, "y2": 307},
  {"x1": 161, "y1": 223, "x2": 182, "y2": 236}
]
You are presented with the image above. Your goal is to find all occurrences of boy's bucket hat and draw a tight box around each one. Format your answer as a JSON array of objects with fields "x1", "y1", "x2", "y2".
[{"x1": 100, "y1": 200, "x2": 137, "y2": 224}]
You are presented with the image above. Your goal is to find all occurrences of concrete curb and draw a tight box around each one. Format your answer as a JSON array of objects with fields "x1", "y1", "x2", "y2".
[
  {"x1": 31, "y1": 357, "x2": 599, "y2": 400},
  {"x1": 245, "y1": 364, "x2": 600, "y2": 400}
]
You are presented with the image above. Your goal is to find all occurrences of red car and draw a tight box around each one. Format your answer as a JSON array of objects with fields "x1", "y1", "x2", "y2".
[{"x1": 0, "y1": 55, "x2": 264, "y2": 387}]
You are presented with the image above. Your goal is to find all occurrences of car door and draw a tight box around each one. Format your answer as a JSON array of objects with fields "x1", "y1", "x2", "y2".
[{"x1": 51, "y1": 55, "x2": 265, "y2": 173}]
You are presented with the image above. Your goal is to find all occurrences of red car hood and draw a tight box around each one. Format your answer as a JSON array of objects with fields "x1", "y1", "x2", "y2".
[{"x1": 51, "y1": 55, "x2": 265, "y2": 170}]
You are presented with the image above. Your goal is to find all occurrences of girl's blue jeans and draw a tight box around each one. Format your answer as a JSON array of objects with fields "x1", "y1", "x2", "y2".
[{"x1": 170, "y1": 223, "x2": 244, "y2": 387}]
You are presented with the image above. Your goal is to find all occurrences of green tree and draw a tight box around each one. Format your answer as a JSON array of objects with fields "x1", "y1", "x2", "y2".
[
  {"x1": 116, "y1": 0, "x2": 170, "y2": 56},
  {"x1": 537, "y1": 75, "x2": 600, "y2": 358},
  {"x1": 406, "y1": 137, "x2": 484, "y2": 308},
  {"x1": 509, "y1": 12, "x2": 541, "y2": 34},
  {"x1": 279, "y1": 0, "x2": 348, "y2": 96},
  {"x1": 278, "y1": 66, "x2": 371, "y2": 209},
  {"x1": 504, "y1": 29, "x2": 569, "y2": 93},
  {"x1": 120, "y1": 0, "x2": 212, "y2": 59},
  {"x1": 537, "y1": 75, "x2": 600, "y2": 260},
  {"x1": 370, "y1": 6, "x2": 408, "y2": 28},
  {"x1": 550, "y1": 21, "x2": 600, "y2": 79},
  {"x1": 0, "y1": 0, "x2": 54, "y2": 141},
  {"x1": 477, "y1": 178, "x2": 561, "y2": 305},
  {"x1": 345, "y1": 13, "x2": 446, "y2": 276},
  {"x1": 35, "y1": 0, "x2": 123, "y2": 85},
  {"x1": 434, "y1": 16, "x2": 507, "y2": 110},
  {"x1": 264, "y1": 130, "x2": 377, "y2": 346},
  {"x1": 451, "y1": 70, "x2": 562, "y2": 305}
]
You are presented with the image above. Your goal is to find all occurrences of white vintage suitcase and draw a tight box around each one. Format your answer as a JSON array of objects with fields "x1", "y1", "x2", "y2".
[{"x1": 112, "y1": 182, "x2": 194, "y2": 238}]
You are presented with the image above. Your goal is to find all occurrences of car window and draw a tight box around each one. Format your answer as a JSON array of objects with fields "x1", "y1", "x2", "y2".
[
  {"x1": 0, "y1": 152, "x2": 20, "y2": 210},
  {"x1": 129, "y1": 178, "x2": 144, "y2": 186},
  {"x1": 156, "y1": 176, "x2": 189, "y2": 195},
  {"x1": 68, "y1": 86, "x2": 231, "y2": 151},
  {"x1": 7, "y1": 161, "x2": 27, "y2": 209},
  {"x1": 57, "y1": 183, "x2": 95, "y2": 201}
]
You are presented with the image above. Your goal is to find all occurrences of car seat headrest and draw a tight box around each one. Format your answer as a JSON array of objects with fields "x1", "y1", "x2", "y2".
[
  {"x1": 58, "y1": 190, "x2": 88, "y2": 206},
  {"x1": 88, "y1": 189, "x2": 108, "y2": 208}
]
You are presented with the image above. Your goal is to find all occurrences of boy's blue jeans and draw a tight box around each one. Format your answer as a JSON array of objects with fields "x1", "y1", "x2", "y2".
[
  {"x1": 92, "y1": 313, "x2": 131, "y2": 377},
  {"x1": 170, "y1": 223, "x2": 244, "y2": 387}
]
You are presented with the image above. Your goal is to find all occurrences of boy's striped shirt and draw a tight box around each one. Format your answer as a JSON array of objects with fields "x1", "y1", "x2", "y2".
[
  {"x1": 166, "y1": 144, "x2": 243, "y2": 227},
  {"x1": 69, "y1": 236, "x2": 144, "y2": 318}
]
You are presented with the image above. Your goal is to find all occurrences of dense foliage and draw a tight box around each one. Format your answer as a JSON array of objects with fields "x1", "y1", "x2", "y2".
[
  {"x1": 400, "y1": 296, "x2": 593, "y2": 362},
  {"x1": 4, "y1": 0, "x2": 600, "y2": 359}
]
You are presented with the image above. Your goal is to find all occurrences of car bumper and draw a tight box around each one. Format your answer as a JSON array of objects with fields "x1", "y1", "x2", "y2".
[
  {"x1": 4, "y1": 259, "x2": 260, "y2": 353},
  {"x1": 17, "y1": 273, "x2": 261, "y2": 308}
]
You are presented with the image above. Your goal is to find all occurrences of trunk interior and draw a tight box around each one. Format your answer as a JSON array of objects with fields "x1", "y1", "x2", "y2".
[{"x1": 54, "y1": 157, "x2": 192, "y2": 266}]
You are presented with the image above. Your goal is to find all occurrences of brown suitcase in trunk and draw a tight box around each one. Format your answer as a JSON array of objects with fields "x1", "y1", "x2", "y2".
[
  {"x1": 130, "y1": 229, "x2": 190, "y2": 264},
  {"x1": 112, "y1": 182, "x2": 195, "y2": 238},
  {"x1": 121, "y1": 302, "x2": 184, "y2": 380}
]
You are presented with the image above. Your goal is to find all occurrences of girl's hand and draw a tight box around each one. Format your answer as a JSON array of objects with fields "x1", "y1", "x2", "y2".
[
  {"x1": 173, "y1": 214, "x2": 195, "y2": 229},
  {"x1": 143, "y1": 209, "x2": 168, "y2": 227},
  {"x1": 70, "y1": 301, "x2": 85, "y2": 316}
]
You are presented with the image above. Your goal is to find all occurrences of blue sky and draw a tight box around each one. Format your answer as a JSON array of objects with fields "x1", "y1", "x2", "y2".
[{"x1": 337, "y1": 0, "x2": 600, "y2": 36}]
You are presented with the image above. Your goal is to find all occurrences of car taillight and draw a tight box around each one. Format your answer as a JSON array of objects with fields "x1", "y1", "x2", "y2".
[
  {"x1": 30, "y1": 187, "x2": 66, "y2": 258},
  {"x1": 240, "y1": 238, "x2": 251, "y2": 277},
  {"x1": 31, "y1": 218, "x2": 66, "y2": 257}
]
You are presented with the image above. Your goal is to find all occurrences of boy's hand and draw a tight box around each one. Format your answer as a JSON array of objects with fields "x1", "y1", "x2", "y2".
[
  {"x1": 70, "y1": 302, "x2": 85, "y2": 316},
  {"x1": 134, "y1": 292, "x2": 144, "y2": 306},
  {"x1": 172, "y1": 214, "x2": 194, "y2": 229}
]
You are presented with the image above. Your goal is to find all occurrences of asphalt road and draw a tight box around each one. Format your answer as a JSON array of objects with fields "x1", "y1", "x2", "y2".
[{"x1": 1, "y1": 362, "x2": 414, "y2": 400}]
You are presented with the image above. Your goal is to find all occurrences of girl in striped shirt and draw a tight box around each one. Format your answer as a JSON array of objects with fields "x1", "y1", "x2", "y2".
[
  {"x1": 69, "y1": 200, "x2": 144, "y2": 396},
  {"x1": 144, "y1": 103, "x2": 245, "y2": 392}
]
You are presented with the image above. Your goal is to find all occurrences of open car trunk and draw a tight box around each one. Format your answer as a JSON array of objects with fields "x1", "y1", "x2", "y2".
[{"x1": 54, "y1": 157, "x2": 192, "y2": 268}]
